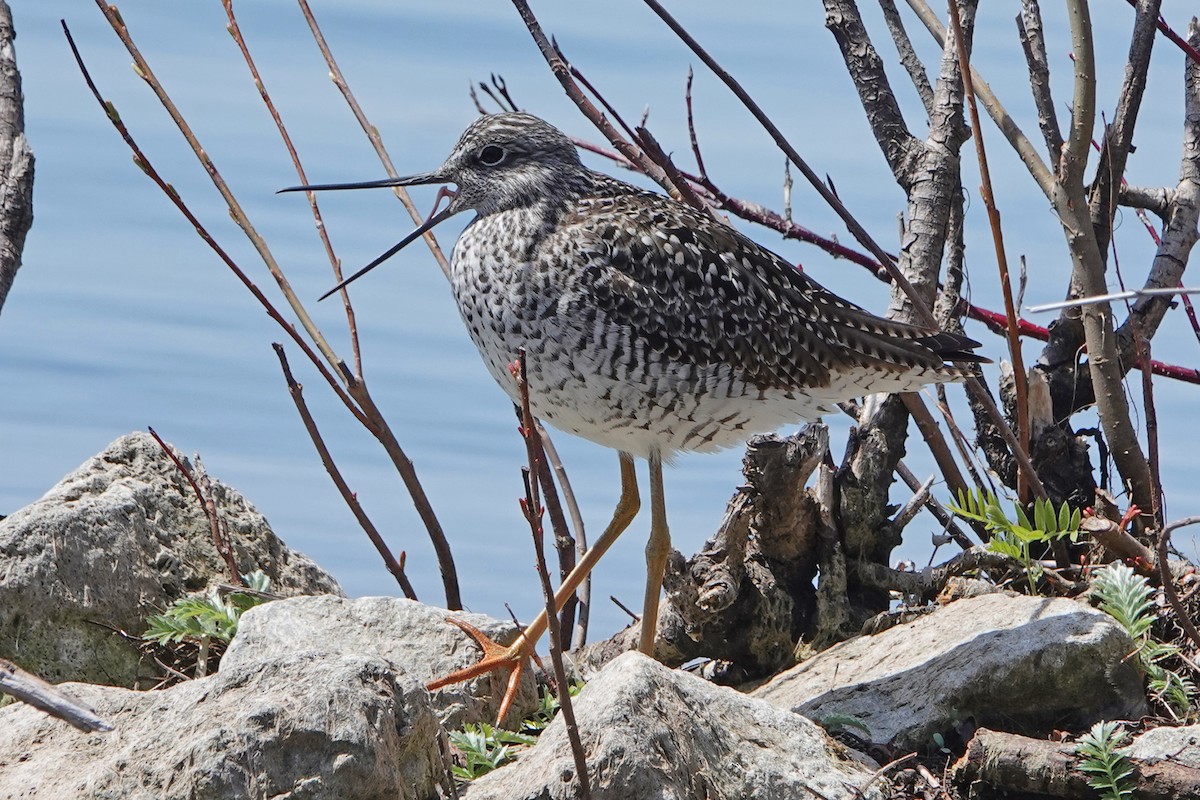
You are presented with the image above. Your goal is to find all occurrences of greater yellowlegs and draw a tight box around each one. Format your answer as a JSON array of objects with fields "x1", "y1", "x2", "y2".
[{"x1": 283, "y1": 112, "x2": 981, "y2": 723}]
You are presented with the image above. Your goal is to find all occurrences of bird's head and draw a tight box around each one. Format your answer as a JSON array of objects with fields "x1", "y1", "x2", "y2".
[{"x1": 279, "y1": 112, "x2": 584, "y2": 299}]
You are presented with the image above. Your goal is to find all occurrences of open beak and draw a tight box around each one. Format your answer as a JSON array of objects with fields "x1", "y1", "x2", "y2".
[{"x1": 278, "y1": 171, "x2": 456, "y2": 300}]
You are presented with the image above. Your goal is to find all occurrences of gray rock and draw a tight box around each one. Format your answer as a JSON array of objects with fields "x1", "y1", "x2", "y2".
[
  {"x1": 0, "y1": 651, "x2": 444, "y2": 800},
  {"x1": 463, "y1": 651, "x2": 883, "y2": 800},
  {"x1": 1123, "y1": 723, "x2": 1200, "y2": 768},
  {"x1": 753, "y1": 593, "x2": 1147, "y2": 751},
  {"x1": 0, "y1": 432, "x2": 341, "y2": 687},
  {"x1": 224, "y1": 595, "x2": 537, "y2": 727}
]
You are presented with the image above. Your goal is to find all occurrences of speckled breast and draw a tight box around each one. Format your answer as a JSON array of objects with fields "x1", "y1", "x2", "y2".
[{"x1": 447, "y1": 210, "x2": 834, "y2": 461}]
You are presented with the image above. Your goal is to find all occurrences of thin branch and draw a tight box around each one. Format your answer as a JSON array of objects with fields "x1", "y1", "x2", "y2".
[
  {"x1": 1121, "y1": 0, "x2": 1200, "y2": 65},
  {"x1": 273, "y1": 344, "x2": 416, "y2": 599},
  {"x1": 1017, "y1": 1, "x2": 1064, "y2": 161},
  {"x1": 294, "y1": 0, "x2": 451, "y2": 279},
  {"x1": 879, "y1": 0, "x2": 936, "y2": 119},
  {"x1": 147, "y1": 427, "x2": 243, "y2": 586},
  {"x1": 948, "y1": 0, "x2": 1032, "y2": 501},
  {"x1": 1157, "y1": 516, "x2": 1200, "y2": 651},
  {"x1": 0, "y1": 658, "x2": 113, "y2": 733},
  {"x1": 515, "y1": 350, "x2": 591, "y2": 798},
  {"x1": 537, "y1": 422, "x2": 591, "y2": 650},
  {"x1": 222, "y1": 0, "x2": 363, "y2": 377}
]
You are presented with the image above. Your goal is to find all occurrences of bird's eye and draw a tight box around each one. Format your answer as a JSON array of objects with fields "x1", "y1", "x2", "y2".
[{"x1": 478, "y1": 145, "x2": 507, "y2": 166}]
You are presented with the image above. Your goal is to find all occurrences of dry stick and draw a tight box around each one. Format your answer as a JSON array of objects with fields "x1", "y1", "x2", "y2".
[
  {"x1": 895, "y1": 461, "x2": 974, "y2": 549},
  {"x1": 294, "y1": 0, "x2": 451, "y2": 279},
  {"x1": 901, "y1": 394, "x2": 969, "y2": 506},
  {"x1": 0, "y1": 658, "x2": 113, "y2": 734},
  {"x1": 635, "y1": 0, "x2": 1048, "y2": 501},
  {"x1": 878, "y1": 0, "x2": 936, "y2": 119},
  {"x1": 1017, "y1": 1, "x2": 1065, "y2": 161},
  {"x1": 222, "y1": 0, "x2": 362, "y2": 377},
  {"x1": 515, "y1": 350, "x2": 591, "y2": 800},
  {"x1": 947, "y1": 0, "x2": 1031, "y2": 503},
  {"x1": 87, "y1": 5, "x2": 462, "y2": 608},
  {"x1": 538, "y1": 423, "x2": 591, "y2": 650},
  {"x1": 1132, "y1": 325, "x2": 1163, "y2": 526},
  {"x1": 63, "y1": 22, "x2": 366, "y2": 429},
  {"x1": 1157, "y1": 516, "x2": 1200, "y2": 651},
  {"x1": 909, "y1": 0, "x2": 1153, "y2": 511},
  {"x1": 273, "y1": 344, "x2": 417, "y2": 599},
  {"x1": 523, "y1": 416, "x2": 578, "y2": 645},
  {"x1": 508, "y1": 0, "x2": 687, "y2": 207},
  {"x1": 148, "y1": 427, "x2": 244, "y2": 586}
]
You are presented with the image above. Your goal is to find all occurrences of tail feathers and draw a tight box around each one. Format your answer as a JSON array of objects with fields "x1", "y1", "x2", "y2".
[{"x1": 917, "y1": 330, "x2": 990, "y2": 365}]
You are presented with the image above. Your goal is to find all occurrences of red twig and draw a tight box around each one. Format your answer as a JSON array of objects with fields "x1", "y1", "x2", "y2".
[
  {"x1": 1121, "y1": 0, "x2": 1200, "y2": 65},
  {"x1": 513, "y1": 350, "x2": 592, "y2": 799},
  {"x1": 148, "y1": 427, "x2": 243, "y2": 586}
]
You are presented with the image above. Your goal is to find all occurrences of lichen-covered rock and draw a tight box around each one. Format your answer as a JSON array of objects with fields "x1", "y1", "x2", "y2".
[
  {"x1": 0, "y1": 432, "x2": 341, "y2": 687},
  {"x1": 753, "y1": 593, "x2": 1147, "y2": 750},
  {"x1": 0, "y1": 652, "x2": 442, "y2": 799},
  {"x1": 224, "y1": 595, "x2": 537, "y2": 727},
  {"x1": 464, "y1": 652, "x2": 883, "y2": 800}
]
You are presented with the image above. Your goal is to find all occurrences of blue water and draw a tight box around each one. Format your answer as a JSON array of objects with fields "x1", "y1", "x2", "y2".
[{"x1": 4, "y1": 2, "x2": 1197, "y2": 638}]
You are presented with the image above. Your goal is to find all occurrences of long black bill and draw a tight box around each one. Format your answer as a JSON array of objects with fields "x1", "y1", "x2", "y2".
[{"x1": 277, "y1": 172, "x2": 453, "y2": 300}]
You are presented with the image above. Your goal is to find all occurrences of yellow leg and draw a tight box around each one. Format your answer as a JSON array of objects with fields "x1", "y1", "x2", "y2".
[
  {"x1": 639, "y1": 451, "x2": 670, "y2": 655},
  {"x1": 427, "y1": 452, "x2": 641, "y2": 725}
]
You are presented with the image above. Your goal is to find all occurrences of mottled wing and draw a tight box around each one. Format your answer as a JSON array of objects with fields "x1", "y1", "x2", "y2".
[{"x1": 555, "y1": 184, "x2": 977, "y2": 391}]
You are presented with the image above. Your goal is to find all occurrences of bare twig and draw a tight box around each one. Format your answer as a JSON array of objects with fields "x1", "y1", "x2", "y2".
[
  {"x1": 879, "y1": 0, "x2": 935, "y2": 118},
  {"x1": 1157, "y1": 516, "x2": 1200, "y2": 651},
  {"x1": 221, "y1": 0, "x2": 363, "y2": 377},
  {"x1": 1017, "y1": 1, "x2": 1064, "y2": 161},
  {"x1": 273, "y1": 344, "x2": 416, "y2": 599},
  {"x1": 147, "y1": 427, "x2": 243, "y2": 586},
  {"x1": 1120, "y1": 0, "x2": 1200, "y2": 64},
  {"x1": 0, "y1": 658, "x2": 113, "y2": 733},
  {"x1": 947, "y1": 0, "x2": 1031, "y2": 501},
  {"x1": 514, "y1": 349, "x2": 591, "y2": 798},
  {"x1": 537, "y1": 422, "x2": 591, "y2": 650},
  {"x1": 294, "y1": 0, "x2": 451, "y2": 279}
]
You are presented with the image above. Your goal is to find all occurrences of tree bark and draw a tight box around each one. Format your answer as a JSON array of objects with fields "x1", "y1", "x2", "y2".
[{"x1": 0, "y1": 0, "x2": 33, "y2": 319}]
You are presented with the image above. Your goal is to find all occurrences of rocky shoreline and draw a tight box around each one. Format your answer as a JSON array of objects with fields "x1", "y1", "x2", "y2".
[{"x1": 1, "y1": 432, "x2": 1196, "y2": 799}]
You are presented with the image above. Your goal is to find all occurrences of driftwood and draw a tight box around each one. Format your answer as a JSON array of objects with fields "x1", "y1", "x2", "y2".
[
  {"x1": 0, "y1": 658, "x2": 112, "y2": 733},
  {"x1": 952, "y1": 728, "x2": 1200, "y2": 800},
  {"x1": 648, "y1": 427, "x2": 830, "y2": 680},
  {"x1": 0, "y1": 0, "x2": 33, "y2": 319}
]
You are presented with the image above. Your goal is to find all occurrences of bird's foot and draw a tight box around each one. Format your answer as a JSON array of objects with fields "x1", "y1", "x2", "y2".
[{"x1": 426, "y1": 616, "x2": 533, "y2": 726}]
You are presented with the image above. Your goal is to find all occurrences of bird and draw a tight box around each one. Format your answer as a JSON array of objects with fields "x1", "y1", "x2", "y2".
[{"x1": 281, "y1": 111, "x2": 983, "y2": 724}]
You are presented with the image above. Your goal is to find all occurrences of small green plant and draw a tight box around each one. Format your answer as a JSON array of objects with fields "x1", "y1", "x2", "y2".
[
  {"x1": 143, "y1": 570, "x2": 271, "y2": 677},
  {"x1": 520, "y1": 679, "x2": 584, "y2": 735},
  {"x1": 448, "y1": 680, "x2": 585, "y2": 784},
  {"x1": 1075, "y1": 721, "x2": 1136, "y2": 800},
  {"x1": 1091, "y1": 563, "x2": 1195, "y2": 717},
  {"x1": 817, "y1": 713, "x2": 872, "y2": 741},
  {"x1": 448, "y1": 722, "x2": 537, "y2": 782},
  {"x1": 949, "y1": 489, "x2": 1081, "y2": 593}
]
